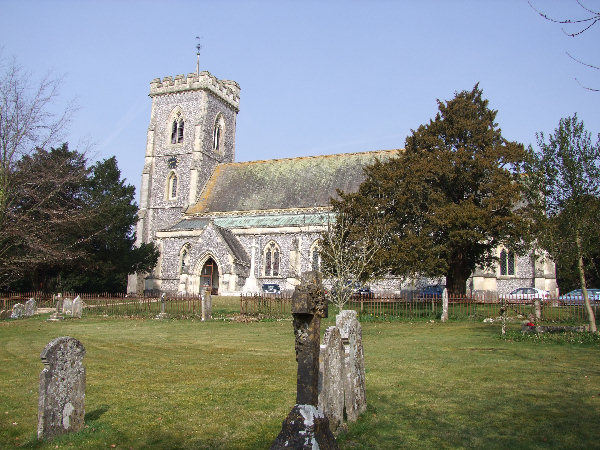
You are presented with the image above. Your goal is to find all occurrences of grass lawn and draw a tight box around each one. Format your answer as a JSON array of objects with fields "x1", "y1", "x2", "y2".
[{"x1": 1, "y1": 300, "x2": 599, "y2": 449}]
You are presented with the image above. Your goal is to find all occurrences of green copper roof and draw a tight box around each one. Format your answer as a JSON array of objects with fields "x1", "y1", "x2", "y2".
[
  {"x1": 168, "y1": 212, "x2": 334, "y2": 231},
  {"x1": 186, "y1": 150, "x2": 399, "y2": 215}
]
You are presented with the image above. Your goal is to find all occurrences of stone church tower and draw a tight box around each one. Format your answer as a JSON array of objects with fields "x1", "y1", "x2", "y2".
[{"x1": 129, "y1": 72, "x2": 240, "y2": 292}]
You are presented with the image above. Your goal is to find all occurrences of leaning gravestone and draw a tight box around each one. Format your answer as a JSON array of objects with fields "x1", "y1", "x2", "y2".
[
  {"x1": 271, "y1": 272, "x2": 338, "y2": 449},
  {"x1": 318, "y1": 326, "x2": 344, "y2": 432},
  {"x1": 10, "y1": 303, "x2": 25, "y2": 319},
  {"x1": 72, "y1": 296, "x2": 82, "y2": 319},
  {"x1": 37, "y1": 337, "x2": 86, "y2": 440},
  {"x1": 0, "y1": 309, "x2": 10, "y2": 320},
  {"x1": 63, "y1": 298, "x2": 74, "y2": 316},
  {"x1": 336, "y1": 310, "x2": 367, "y2": 422},
  {"x1": 25, "y1": 298, "x2": 37, "y2": 317}
]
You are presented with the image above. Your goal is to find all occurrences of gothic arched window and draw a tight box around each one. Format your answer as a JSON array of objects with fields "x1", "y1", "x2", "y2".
[
  {"x1": 179, "y1": 244, "x2": 191, "y2": 274},
  {"x1": 167, "y1": 171, "x2": 178, "y2": 200},
  {"x1": 213, "y1": 114, "x2": 225, "y2": 154},
  {"x1": 171, "y1": 114, "x2": 184, "y2": 144},
  {"x1": 263, "y1": 241, "x2": 280, "y2": 277},
  {"x1": 500, "y1": 248, "x2": 515, "y2": 276}
]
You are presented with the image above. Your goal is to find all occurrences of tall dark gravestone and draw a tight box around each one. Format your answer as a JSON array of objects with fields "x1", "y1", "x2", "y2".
[{"x1": 271, "y1": 272, "x2": 338, "y2": 449}]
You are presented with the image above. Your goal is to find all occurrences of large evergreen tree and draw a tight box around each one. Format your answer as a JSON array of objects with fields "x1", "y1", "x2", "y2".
[
  {"x1": 332, "y1": 85, "x2": 528, "y2": 294},
  {"x1": 59, "y1": 157, "x2": 159, "y2": 292}
]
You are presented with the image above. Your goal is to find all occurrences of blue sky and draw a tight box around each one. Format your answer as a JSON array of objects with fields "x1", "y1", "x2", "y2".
[{"x1": 1, "y1": 0, "x2": 598, "y2": 199}]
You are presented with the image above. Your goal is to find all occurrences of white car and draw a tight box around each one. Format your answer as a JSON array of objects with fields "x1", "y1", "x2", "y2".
[{"x1": 502, "y1": 287, "x2": 549, "y2": 302}]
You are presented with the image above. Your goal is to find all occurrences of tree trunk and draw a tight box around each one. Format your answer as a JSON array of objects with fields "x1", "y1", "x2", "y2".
[
  {"x1": 575, "y1": 231, "x2": 597, "y2": 333},
  {"x1": 446, "y1": 260, "x2": 469, "y2": 295}
]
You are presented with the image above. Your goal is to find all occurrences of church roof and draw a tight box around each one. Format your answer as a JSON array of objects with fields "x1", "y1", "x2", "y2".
[{"x1": 186, "y1": 150, "x2": 399, "y2": 215}]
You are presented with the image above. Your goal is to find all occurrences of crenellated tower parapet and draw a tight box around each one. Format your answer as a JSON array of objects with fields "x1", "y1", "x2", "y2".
[{"x1": 150, "y1": 71, "x2": 240, "y2": 112}]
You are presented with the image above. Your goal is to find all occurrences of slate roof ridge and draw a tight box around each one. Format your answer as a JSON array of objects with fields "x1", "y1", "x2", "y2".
[{"x1": 216, "y1": 148, "x2": 401, "y2": 168}]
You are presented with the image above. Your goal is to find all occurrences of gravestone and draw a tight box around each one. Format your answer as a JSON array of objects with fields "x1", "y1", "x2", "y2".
[
  {"x1": 271, "y1": 272, "x2": 338, "y2": 449},
  {"x1": 336, "y1": 310, "x2": 367, "y2": 422},
  {"x1": 155, "y1": 293, "x2": 168, "y2": 319},
  {"x1": 25, "y1": 298, "x2": 37, "y2": 316},
  {"x1": 441, "y1": 288, "x2": 449, "y2": 322},
  {"x1": 201, "y1": 289, "x2": 212, "y2": 321},
  {"x1": 37, "y1": 336, "x2": 86, "y2": 440},
  {"x1": 0, "y1": 309, "x2": 10, "y2": 319},
  {"x1": 72, "y1": 296, "x2": 82, "y2": 319},
  {"x1": 10, "y1": 303, "x2": 25, "y2": 319},
  {"x1": 318, "y1": 326, "x2": 344, "y2": 432},
  {"x1": 63, "y1": 298, "x2": 73, "y2": 316},
  {"x1": 48, "y1": 294, "x2": 64, "y2": 322}
]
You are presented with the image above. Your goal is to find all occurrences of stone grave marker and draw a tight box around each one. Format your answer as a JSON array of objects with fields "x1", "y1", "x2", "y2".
[
  {"x1": 0, "y1": 309, "x2": 10, "y2": 320},
  {"x1": 318, "y1": 325, "x2": 344, "y2": 432},
  {"x1": 10, "y1": 303, "x2": 25, "y2": 319},
  {"x1": 271, "y1": 272, "x2": 338, "y2": 449},
  {"x1": 37, "y1": 336, "x2": 86, "y2": 440},
  {"x1": 25, "y1": 298, "x2": 37, "y2": 317},
  {"x1": 48, "y1": 294, "x2": 64, "y2": 322},
  {"x1": 201, "y1": 289, "x2": 212, "y2": 321},
  {"x1": 336, "y1": 310, "x2": 367, "y2": 422},
  {"x1": 155, "y1": 293, "x2": 168, "y2": 319},
  {"x1": 441, "y1": 288, "x2": 449, "y2": 322},
  {"x1": 63, "y1": 298, "x2": 74, "y2": 316},
  {"x1": 72, "y1": 296, "x2": 82, "y2": 319}
]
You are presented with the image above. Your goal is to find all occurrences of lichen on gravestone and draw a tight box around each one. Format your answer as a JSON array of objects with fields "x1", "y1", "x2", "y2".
[
  {"x1": 10, "y1": 303, "x2": 25, "y2": 319},
  {"x1": 37, "y1": 336, "x2": 86, "y2": 440}
]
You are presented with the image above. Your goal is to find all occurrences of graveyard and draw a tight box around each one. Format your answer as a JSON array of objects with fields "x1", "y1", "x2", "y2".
[{"x1": 1, "y1": 295, "x2": 599, "y2": 449}]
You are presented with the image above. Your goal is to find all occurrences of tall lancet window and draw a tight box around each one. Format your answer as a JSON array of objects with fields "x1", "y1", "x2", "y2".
[
  {"x1": 500, "y1": 248, "x2": 515, "y2": 276},
  {"x1": 264, "y1": 241, "x2": 280, "y2": 277},
  {"x1": 213, "y1": 114, "x2": 225, "y2": 154},
  {"x1": 171, "y1": 113, "x2": 184, "y2": 144},
  {"x1": 167, "y1": 171, "x2": 178, "y2": 200}
]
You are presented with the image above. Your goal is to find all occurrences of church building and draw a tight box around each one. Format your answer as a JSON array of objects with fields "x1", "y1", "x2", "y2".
[{"x1": 127, "y1": 69, "x2": 557, "y2": 297}]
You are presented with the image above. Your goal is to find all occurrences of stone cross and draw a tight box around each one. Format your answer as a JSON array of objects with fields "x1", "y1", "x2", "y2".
[
  {"x1": 271, "y1": 272, "x2": 338, "y2": 449},
  {"x1": 38, "y1": 337, "x2": 86, "y2": 440},
  {"x1": 291, "y1": 271, "x2": 328, "y2": 406}
]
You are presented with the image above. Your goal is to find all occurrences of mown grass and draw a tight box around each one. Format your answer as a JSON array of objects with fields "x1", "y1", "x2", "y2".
[{"x1": 1, "y1": 300, "x2": 599, "y2": 449}]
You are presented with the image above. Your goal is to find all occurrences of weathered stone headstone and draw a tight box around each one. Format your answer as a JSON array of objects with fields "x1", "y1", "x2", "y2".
[
  {"x1": 0, "y1": 309, "x2": 10, "y2": 320},
  {"x1": 48, "y1": 294, "x2": 64, "y2": 322},
  {"x1": 10, "y1": 303, "x2": 25, "y2": 319},
  {"x1": 271, "y1": 272, "x2": 337, "y2": 449},
  {"x1": 201, "y1": 289, "x2": 212, "y2": 321},
  {"x1": 318, "y1": 326, "x2": 344, "y2": 432},
  {"x1": 72, "y1": 296, "x2": 82, "y2": 319},
  {"x1": 155, "y1": 293, "x2": 168, "y2": 319},
  {"x1": 336, "y1": 310, "x2": 367, "y2": 422},
  {"x1": 63, "y1": 298, "x2": 73, "y2": 316},
  {"x1": 37, "y1": 337, "x2": 86, "y2": 440},
  {"x1": 441, "y1": 288, "x2": 449, "y2": 322},
  {"x1": 25, "y1": 298, "x2": 37, "y2": 317}
]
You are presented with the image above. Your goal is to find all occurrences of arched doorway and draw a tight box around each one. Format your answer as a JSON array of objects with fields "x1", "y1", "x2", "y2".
[{"x1": 200, "y1": 257, "x2": 219, "y2": 295}]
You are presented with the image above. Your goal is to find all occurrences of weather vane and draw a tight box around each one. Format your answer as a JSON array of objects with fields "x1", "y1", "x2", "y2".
[{"x1": 196, "y1": 36, "x2": 203, "y2": 75}]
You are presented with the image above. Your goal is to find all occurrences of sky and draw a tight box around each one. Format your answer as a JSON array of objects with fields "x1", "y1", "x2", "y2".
[{"x1": 1, "y1": 0, "x2": 599, "y2": 201}]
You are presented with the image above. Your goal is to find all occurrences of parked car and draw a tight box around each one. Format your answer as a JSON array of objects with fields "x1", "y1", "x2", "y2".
[
  {"x1": 262, "y1": 283, "x2": 281, "y2": 294},
  {"x1": 418, "y1": 284, "x2": 445, "y2": 298},
  {"x1": 559, "y1": 288, "x2": 600, "y2": 305},
  {"x1": 354, "y1": 286, "x2": 373, "y2": 297},
  {"x1": 502, "y1": 287, "x2": 549, "y2": 302}
]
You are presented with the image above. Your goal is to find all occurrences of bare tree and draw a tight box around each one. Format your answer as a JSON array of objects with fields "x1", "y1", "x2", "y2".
[
  {"x1": 0, "y1": 52, "x2": 77, "y2": 218},
  {"x1": 319, "y1": 212, "x2": 388, "y2": 311},
  {"x1": 529, "y1": 0, "x2": 600, "y2": 91}
]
